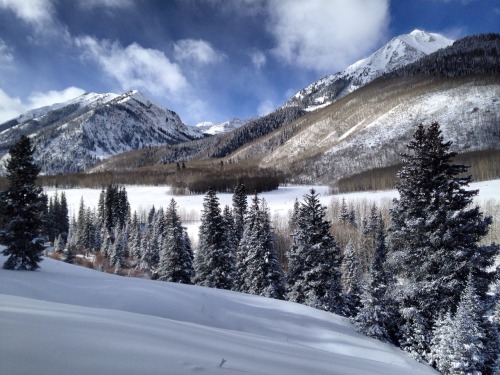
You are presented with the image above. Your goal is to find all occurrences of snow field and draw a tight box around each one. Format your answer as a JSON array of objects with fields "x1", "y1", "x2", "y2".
[{"x1": 0, "y1": 253, "x2": 437, "y2": 374}]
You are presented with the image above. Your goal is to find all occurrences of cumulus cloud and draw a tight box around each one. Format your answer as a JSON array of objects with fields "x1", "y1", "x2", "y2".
[
  {"x1": 257, "y1": 99, "x2": 276, "y2": 116},
  {"x1": 0, "y1": 86, "x2": 85, "y2": 123},
  {"x1": 173, "y1": 39, "x2": 225, "y2": 65},
  {"x1": 0, "y1": 0, "x2": 55, "y2": 28},
  {"x1": 249, "y1": 50, "x2": 267, "y2": 69},
  {"x1": 267, "y1": 0, "x2": 389, "y2": 72},
  {"x1": 75, "y1": 36, "x2": 188, "y2": 97},
  {"x1": 28, "y1": 86, "x2": 86, "y2": 109}
]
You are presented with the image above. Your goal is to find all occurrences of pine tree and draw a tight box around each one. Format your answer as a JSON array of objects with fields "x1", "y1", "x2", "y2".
[
  {"x1": 53, "y1": 234, "x2": 65, "y2": 253},
  {"x1": 341, "y1": 240, "x2": 362, "y2": 317},
  {"x1": 286, "y1": 189, "x2": 344, "y2": 313},
  {"x1": 339, "y1": 197, "x2": 350, "y2": 224},
  {"x1": 62, "y1": 243, "x2": 74, "y2": 264},
  {"x1": 157, "y1": 199, "x2": 194, "y2": 284},
  {"x1": 448, "y1": 275, "x2": 486, "y2": 375},
  {"x1": 232, "y1": 178, "x2": 247, "y2": 242},
  {"x1": 429, "y1": 312, "x2": 454, "y2": 374},
  {"x1": 194, "y1": 188, "x2": 233, "y2": 289},
  {"x1": 353, "y1": 218, "x2": 393, "y2": 343},
  {"x1": 388, "y1": 122, "x2": 498, "y2": 357},
  {"x1": 237, "y1": 195, "x2": 284, "y2": 299},
  {"x1": 1, "y1": 136, "x2": 45, "y2": 270}
]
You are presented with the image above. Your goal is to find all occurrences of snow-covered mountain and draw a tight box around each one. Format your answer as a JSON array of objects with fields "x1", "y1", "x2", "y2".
[
  {"x1": 195, "y1": 117, "x2": 249, "y2": 135},
  {"x1": 0, "y1": 90, "x2": 203, "y2": 175},
  {"x1": 285, "y1": 29, "x2": 453, "y2": 110}
]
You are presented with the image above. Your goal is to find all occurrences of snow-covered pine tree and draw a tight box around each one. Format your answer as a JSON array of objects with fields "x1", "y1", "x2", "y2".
[
  {"x1": 448, "y1": 275, "x2": 487, "y2": 375},
  {"x1": 286, "y1": 189, "x2": 344, "y2": 314},
  {"x1": 157, "y1": 199, "x2": 194, "y2": 284},
  {"x1": 341, "y1": 240, "x2": 362, "y2": 317},
  {"x1": 194, "y1": 188, "x2": 233, "y2": 289},
  {"x1": 353, "y1": 216, "x2": 393, "y2": 343},
  {"x1": 53, "y1": 234, "x2": 65, "y2": 253},
  {"x1": 237, "y1": 195, "x2": 284, "y2": 299},
  {"x1": 232, "y1": 177, "x2": 247, "y2": 243},
  {"x1": 1, "y1": 135, "x2": 45, "y2": 270},
  {"x1": 429, "y1": 312, "x2": 454, "y2": 374},
  {"x1": 128, "y1": 211, "x2": 142, "y2": 261},
  {"x1": 388, "y1": 122, "x2": 498, "y2": 358},
  {"x1": 62, "y1": 243, "x2": 74, "y2": 264},
  {"x1": 339, "y1": 197, "x2": 350, "y2": 224},
  {"x1": 109, "y1": 225, "x2": 127, "y2": 272}
]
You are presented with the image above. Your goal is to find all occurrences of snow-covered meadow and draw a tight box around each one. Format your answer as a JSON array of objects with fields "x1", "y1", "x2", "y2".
[
  {"x1": 45, "y1": 179, "x2": 499, "y2": 244},
  {"x1": 0, "y1": 252, "x2": 437, "y2": 374}
]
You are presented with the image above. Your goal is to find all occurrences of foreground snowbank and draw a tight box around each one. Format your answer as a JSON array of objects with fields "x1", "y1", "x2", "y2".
[{"x1": 0, "y1": 253, "x2": 436, "y2": 374}]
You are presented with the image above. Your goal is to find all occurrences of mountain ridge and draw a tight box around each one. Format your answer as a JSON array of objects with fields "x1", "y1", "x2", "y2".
[
  {"x1": 0, "y1": 90, "x2": 203, "y2": 175},
  {"x1": 284, "y1": 29, "x2": 453, "y2": 111}
]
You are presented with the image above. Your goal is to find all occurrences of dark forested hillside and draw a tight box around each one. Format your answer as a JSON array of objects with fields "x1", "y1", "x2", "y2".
[{"x1": 389, "y1": 33, "x2": 500, "y2": 78}]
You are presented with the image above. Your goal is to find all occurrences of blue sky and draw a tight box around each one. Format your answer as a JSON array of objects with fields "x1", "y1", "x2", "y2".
[{"x1": 0, "y1": 0, "x2": 498, "y2": 125}]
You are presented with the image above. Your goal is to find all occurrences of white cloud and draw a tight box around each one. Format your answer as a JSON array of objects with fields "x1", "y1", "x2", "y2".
[
  {"x1": 249, "y1": 50, "x2": 266, "y2": 69},
  {"x1": 0, "y1": 89, "x2": 26, "y2": 123},
  {"x1": 0, "y1": 86, "x2": 85, "y2": 123},
  {"x1": 75, "y1": 36, "x2": 188, "y2": 97},
  {"x1": 0, "y1": 0, "x2": 54, "y2": 27},
  {"x1": 257, "y1": 99, "x2": 275, "y2": 116},
  {"x1": 173, "y1": 39, "x2": 225, "y2": 65},
  {"x1": 77, "y1": 0, "x2": 135, "y2": 9},
  {"x1": 0, "y1": 39, "x2": 14, "y2": 65},
  {"x1": 28, "y1": 87, "x2": 86, "y2": 109},
  {"x1": 267, "y1": 0, "x2": 389, "y2": 72}
]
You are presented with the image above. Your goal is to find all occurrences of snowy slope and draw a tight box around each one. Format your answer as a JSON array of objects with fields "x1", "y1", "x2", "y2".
[
  {"x1": 285, "y1": 29, "x2": 453, "y2": 110},
  {"x1": 0, "y1": 252, "x2": 437, "y2": 375},
  {"x1": 263, "y1": 77, "x2": 499, "y2": 184},
  {"x1": 0, "y1": 90, "x2": 203, "y2": 175}
]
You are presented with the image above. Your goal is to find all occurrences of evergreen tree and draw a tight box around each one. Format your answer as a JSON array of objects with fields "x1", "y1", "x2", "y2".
[
  {"x1": 1, "y1": 136, "x2": 45, "y2": 270},
  {"x1": 237, "y1": 195, "x2": 284, "y2": 299},
  {"x1": 448, "y1": 275, "x2": 487, "y2": 375},
  {"x1": 341, "y1": 240, "x2": 362, "y2": 317},
  {"x1": 232, "y1": 177, "x2": 247, "y2": 243},
  {"x1": 339, "y1": 197, "x2": 350, "y2": 224},
  {"x1": 353, "y1": 218, "x2": 393, "y2": 343},
  {"x1": 429, "y1": 312, "x2": 454, "y2": 374},
  {"x1": 128, "y1": 211, "x2": 142, "y2": 261},
  {"x1": 388, "y1": 122, "x2": 498, "y2": 357},
  {"x1": 286, "y1": 189, "x2": 344, "y2": 313},
  {"x1": 62, "y1": 243, "x2": 74, "y2": 264},
  {"x1": 194, "y1": 188, "x2": 233, "y2": 289},
  {"x1": 157, "y1": 199, "x2": 194, "y2": 284},
  {"x1": 53, "y1": 234, "x2": 65, "y2": 253}
]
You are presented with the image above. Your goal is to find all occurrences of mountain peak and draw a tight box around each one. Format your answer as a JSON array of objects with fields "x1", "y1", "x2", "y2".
[{"x1": 285, "y1": 29, "x2": 454, "y2": 110}]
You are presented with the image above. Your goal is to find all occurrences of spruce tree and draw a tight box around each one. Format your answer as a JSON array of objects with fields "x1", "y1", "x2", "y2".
[
  {"x1": 286, "y1": 189, "x2": 344, "y2": 313},
  {"x1": 388, "y1": 122, "x2": 498, "y2": 357},
  {"x1": 353, "y1": 217, "x2": 393, "y2": 343},
  {"x1": 341, "y1": 240, "x2": 362, "y2": 317},
  {"x1": 237, "y1": 195, "x2": 284, "y2": 299},
  {"x1": 158, "y1": 199, "x2": 194, "y2": 284},
  {"x1": 448, "y1": 275, "x2": 487, "y2": 375},
  {"x1": 232, "y1": 178, "x2": 247, "y2": 242},
  {"x1": 1, "y1": 135, "x2": 45, "y2": 270},
  {"x1": 194, "y1": 188, "x2": 233, "y2": 289}
]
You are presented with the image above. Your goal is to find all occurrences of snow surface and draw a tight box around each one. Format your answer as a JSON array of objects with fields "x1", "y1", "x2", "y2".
[{"x1": 0, "y1": 252, "x2": 437, "y2": 374}]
